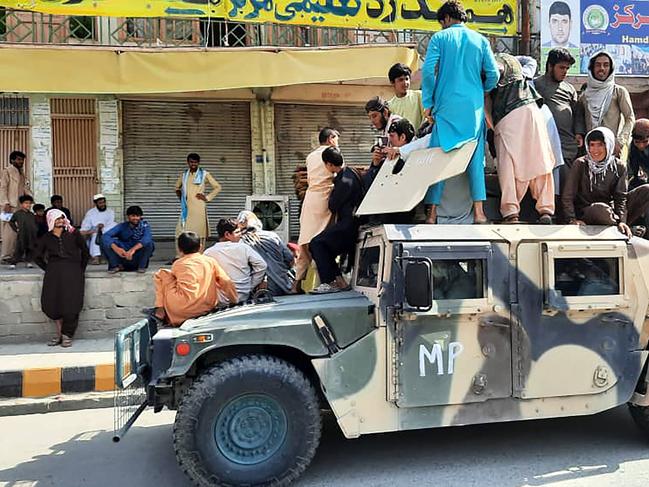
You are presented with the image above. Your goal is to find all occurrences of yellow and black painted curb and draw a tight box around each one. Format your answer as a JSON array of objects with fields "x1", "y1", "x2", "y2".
[{"x1": 0, "y1": 364, "x2": 115, "y2": 399}]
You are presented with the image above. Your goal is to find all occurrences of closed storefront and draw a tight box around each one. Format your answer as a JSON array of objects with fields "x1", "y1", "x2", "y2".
[
  {"x1": 274, "y1": 103, "x2": 377, "y2": 239},
  {"x1": 123, "y1": 100, "x2": 252, "y2": 238}
]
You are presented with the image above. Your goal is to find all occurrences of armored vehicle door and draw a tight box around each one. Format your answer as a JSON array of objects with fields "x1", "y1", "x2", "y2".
[
  {"x1": 515, "y1": 240, "x2": 636, "y2": 399},
  {"x1": 393, "y1": 241, "x2": 512, "y2": 408}
]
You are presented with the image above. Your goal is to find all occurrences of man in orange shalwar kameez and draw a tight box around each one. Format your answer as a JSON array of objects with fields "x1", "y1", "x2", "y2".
[{"x1": 152, "y1": 231, "x2": 237, "y2": 326}]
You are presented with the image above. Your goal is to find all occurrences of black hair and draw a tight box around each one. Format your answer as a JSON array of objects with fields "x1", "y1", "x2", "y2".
[
  {"x1": 436, "y1": 0, "x2": 467, "y2": 23},
  {"x1": 388, "y1": 119, "x2": 416, "y2": 143},
  {"x1": 549, "y1": 1, "x2": 571, "y2": 19},
  {"x1": 33, "y1": 203, "x2": 45, "y2": 212},
  {"x1": 546, "y1": 47, "x2": 575, "y2": 70},
  {"x1": 50, "y1": 195, "x2": 63, "y2": 204},
  {"x1": 586, "y1": 130, "x2": 606, "y2": 145},
  {"x1": 365, "y1": 96, "x2": 389, "y2": 114},
  {"x1": 19, "y1": 195, "x2": 34, "y2": 203},
  {"x1": 187, "y1": 153, "x2": 200, "y2": 163},
  {"x1": 318, "y1": 127, "x2": 339, "y2": 145},
  {"x1": 10, "y1": 151, "x2": 26, "y2": 162},
  {"x1": 177, "y1": 231, "x2": 201, "y2": 254},
  {"x1": 388, "y1": 63, "x2": 412, "y2": 83},
  {"x1": 126, "y1": 205, "x2": 143, "y2": 217},
  {"x1": 322, "y1": 147, "x2": 344, "y2": 167},
  {"x1": 217, "y1": 218, "x2": 238, "y2": 238}
]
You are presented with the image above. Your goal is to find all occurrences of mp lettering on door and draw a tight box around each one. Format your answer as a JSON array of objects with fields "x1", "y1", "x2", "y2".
[{"x1": 419, "y1": 342, "x2": 464, "y2": 377}]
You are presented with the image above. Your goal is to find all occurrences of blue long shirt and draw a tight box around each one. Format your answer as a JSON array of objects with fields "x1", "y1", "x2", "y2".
[
  {"x1": 104, "y1": 220, "x2": 153, "y2": 249},
  {"x1": 422, "y1": 24, "x2": 499, "y2": 152}
]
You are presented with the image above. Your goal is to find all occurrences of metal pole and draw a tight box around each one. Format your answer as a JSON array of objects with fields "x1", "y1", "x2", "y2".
[
  {"x1": 521, "y1": 0, "x2": 531, "y2": 56},
  {"x1": 112, "y1": 400, "x2": 148, "y2": 443}
]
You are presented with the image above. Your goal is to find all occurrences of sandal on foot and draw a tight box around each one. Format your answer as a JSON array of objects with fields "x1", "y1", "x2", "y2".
[
  {"x1": 502, "y1": 214, "x2": 520, "y2": 224},
  {"x1": 47, "y1": 336, "x2": 62, "y2": 346},
  {"x1": 61, "y1": 335, "x2": 72, "y2": 348}
]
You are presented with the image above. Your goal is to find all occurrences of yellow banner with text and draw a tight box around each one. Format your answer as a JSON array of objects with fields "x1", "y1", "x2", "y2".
[{"x1": 0, "y1": 0, "x2": 518, "y2": 35}]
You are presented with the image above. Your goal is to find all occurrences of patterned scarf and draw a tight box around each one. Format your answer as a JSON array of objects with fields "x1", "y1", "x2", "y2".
[
  {"x1": 46, "y1": 209, "x2": 74, "y2": 232},
  {"x1": 585, "y1": 127, "x2": 617, "y2": 190}
]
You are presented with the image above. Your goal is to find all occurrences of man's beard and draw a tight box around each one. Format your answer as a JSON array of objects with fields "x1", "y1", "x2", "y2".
[{"x1": 96, "y1": 205, "x2": 106, "y2": 212}]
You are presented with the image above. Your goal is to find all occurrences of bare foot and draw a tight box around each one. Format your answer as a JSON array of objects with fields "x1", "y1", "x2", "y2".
[
  {"x1": 153, "y1": 307, "x2": 166, "y2": 321},
  {"x1": 473, "y1": 201, "x2": 488, "y2": 224},
  {"x1": 425, "y1": 205, "x2": 437, "y2": 224}
]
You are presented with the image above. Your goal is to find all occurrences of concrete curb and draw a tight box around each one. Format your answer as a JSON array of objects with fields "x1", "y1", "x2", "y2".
[
  {"x1": 0, "y1": 363, "x2": 115, "y2": 399},
  {"x1": 0, "y1": 391, "x2": 114, "y2": 416}
]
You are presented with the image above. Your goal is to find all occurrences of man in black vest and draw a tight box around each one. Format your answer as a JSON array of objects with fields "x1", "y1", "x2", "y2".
[{"x1": 310, "y1": 147, "x2": 364, "y2": 294}]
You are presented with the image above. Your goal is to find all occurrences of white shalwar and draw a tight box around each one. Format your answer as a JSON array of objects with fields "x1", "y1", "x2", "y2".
[{"x1": 80, "y1": 207, "x2": 117, "y2": 257}]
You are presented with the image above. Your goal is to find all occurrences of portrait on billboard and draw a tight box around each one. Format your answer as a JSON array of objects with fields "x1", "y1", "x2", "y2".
[{"x1": 542, "y1": 0, "x2": 580, "y2": 48}]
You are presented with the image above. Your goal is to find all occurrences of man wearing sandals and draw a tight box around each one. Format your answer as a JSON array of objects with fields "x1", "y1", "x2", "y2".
[
  {"x1": 34, "y1": 209, "x2": 89, "y2": 348},
  {"x1": 310, "y1": 147, "x2": 365, "y2": 294}
]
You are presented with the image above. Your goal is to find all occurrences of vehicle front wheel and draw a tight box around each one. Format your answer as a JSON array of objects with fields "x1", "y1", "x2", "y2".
[{"x1": 174, "y1": 355, "x2": 322, "y2": 487}]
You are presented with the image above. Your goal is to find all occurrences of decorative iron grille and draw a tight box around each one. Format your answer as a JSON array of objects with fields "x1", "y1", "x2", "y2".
[{"x1": 0, "y1": 8, "x2": 536, "y2": 59}]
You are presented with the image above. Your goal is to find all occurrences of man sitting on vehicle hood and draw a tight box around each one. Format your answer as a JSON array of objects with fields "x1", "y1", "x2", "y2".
[{"x1": 152, "y1": 231, "x2": 237, "y2": 326}]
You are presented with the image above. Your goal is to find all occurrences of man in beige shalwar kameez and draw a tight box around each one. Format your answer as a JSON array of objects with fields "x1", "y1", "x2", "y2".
[
  {"x1": 487, "y1": 54, "x2": 555, "y2": 223},
  {"x1": 1, "y1": 151, "x2": 31, "y2": 263},
  {"x1": 292, "y1": 128, "x2": 339, "y2": 293},
  {"x1": 175, "y1": 153, "x2": 221, "y2": 252}
]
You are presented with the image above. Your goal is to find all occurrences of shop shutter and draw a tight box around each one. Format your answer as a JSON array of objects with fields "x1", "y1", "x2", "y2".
[
  {"x1": 274, "y1": 103, "x2": 378, "y2": 239},
  {"x1": 123, "y1": 101, "x2": 252, "y2": 238}
]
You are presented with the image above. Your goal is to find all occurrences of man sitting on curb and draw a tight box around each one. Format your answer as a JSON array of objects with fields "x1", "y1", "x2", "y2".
[
  {"x1": 102, "y1": 205, "x2": 154, "y2": 274},
  {"x1": 152, "y1": 231, "x2": 237, "y2": 326}
]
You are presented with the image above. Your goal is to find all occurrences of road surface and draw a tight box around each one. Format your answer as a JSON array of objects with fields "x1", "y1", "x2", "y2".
[{"x1": 1, "y1": 405, "x2": 648, "y2": 486}]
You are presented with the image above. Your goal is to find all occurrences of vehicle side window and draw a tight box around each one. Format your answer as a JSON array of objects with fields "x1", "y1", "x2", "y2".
[
  {"x1": 432, "y1": 259, "x2": 485, "y2": 300},
  {"x1": 356, "y1": 246, "x2": 381, "y2": 288},
  {"x1": 554, "y1": 257, "x2": 620, "y2": 297}
]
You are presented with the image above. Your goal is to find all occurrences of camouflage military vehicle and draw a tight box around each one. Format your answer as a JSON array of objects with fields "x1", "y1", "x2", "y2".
[{"x1": 115, "y1": 223, "x2": 649, "y2": 487}]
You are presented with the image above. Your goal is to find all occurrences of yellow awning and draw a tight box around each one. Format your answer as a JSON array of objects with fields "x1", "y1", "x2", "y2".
[{"x1": 0, "y1": 45, "x2": 419, "y2": 94}]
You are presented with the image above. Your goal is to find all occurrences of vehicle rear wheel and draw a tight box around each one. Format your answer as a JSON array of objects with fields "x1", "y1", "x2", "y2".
[
  {"x1": 174, "y1": 355, "x2": 322, "y2": 487},
  {"x1": 629, "y1": 403, "x2": 649, "y2": 435}
]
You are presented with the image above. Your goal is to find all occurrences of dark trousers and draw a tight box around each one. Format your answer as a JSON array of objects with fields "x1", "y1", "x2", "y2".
[
  {"x1": 59, "y1": 313, "x2": 80, "y2": 338},
  {"x1": 310, "y1": 220, "x2": 356, "y2": 284},
  {"x1": 580, "y1": 184, "x2": 649, "y2": 226},
  {"x1": 103, "y1": 241, "x2": 154, "y2": 271},
  {"x1": 12, "y1": 230, "x2": 35, "y2": 263}
]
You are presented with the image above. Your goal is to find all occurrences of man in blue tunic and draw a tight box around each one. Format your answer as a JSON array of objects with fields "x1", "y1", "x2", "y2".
[
  {"x1": 102, "y1": 205, "x2": 155, "y2": 274},
  {"x1": 422, "y1": 0, "x2": 499, "y2": 224}
]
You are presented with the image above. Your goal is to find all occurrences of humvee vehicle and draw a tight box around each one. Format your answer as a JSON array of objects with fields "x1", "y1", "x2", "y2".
[{"x1": 115, "y1": 223, "x2": 649, "y2": 487}]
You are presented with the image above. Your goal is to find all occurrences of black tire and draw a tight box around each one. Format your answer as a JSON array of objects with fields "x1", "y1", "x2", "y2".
[
  {"x1": 629, "y1": 403, "x2": 649, "y2": 435},
  {"x1": 174, "y1": 355, "x2": 322, "y2": 487}
]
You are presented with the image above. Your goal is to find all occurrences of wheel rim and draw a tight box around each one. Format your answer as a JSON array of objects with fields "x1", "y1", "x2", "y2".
[{"x1": 214, "y1": 393, "x2": 288, "y2": 465}]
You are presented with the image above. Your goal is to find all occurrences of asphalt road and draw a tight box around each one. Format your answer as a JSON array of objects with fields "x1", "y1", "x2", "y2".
[{"x1": 1, "y1": 405, "x2": 648, "y2": 487}]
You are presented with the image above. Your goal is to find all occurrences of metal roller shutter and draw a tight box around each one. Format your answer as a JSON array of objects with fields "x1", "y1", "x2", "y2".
[
  {"x1": 274, "y1": 103, "x2": 378, "y2": 239},
  {"x1": 123, "y1": 101, "x2": 252, "y2": 238}
]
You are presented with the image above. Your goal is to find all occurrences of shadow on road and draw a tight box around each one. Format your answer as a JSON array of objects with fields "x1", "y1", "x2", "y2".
[{"x1": 1, "y1": 406, "x2": 647, "y2": 487}]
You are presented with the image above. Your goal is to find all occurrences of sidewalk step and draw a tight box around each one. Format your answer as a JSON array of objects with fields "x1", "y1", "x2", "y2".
[{"x1": 0, "y1": 337, "x2": 115, "y2": 399}]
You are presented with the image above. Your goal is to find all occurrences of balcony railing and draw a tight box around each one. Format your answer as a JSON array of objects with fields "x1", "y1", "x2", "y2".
[{"x1": 0, "y1": 8, "x2": 537, "y2": 58}]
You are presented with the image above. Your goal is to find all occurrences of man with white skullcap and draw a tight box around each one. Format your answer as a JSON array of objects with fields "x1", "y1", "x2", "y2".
[{"x1": 79, "y1": 193, "x2": 117, "y2": 264}]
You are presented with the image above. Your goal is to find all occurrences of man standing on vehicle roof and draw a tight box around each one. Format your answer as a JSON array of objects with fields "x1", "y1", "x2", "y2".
[
  {"x1": 420, "y1": 0, "x2": 499, "y2": 224},
  {"x1": 575, "y1": 51, "x2": 635, "y2": 159}
]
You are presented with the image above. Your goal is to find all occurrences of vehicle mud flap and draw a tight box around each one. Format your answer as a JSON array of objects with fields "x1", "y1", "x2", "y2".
[
  {"x1": 631, "y1": 350, "x2": 649, "y2": 406},
  {"x1": 313, "y1": 314, "x2": 341, "y2": 355}
]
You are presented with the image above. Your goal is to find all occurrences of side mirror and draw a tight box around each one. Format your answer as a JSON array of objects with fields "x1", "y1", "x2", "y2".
[{"x1": 405, "y1": 261, "x2": 432, "y2": 311}]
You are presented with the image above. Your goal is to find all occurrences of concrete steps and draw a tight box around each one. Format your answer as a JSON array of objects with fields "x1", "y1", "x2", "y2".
[{"x1": 0, "y1": 264, "x2": 160, "y2": 343}]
